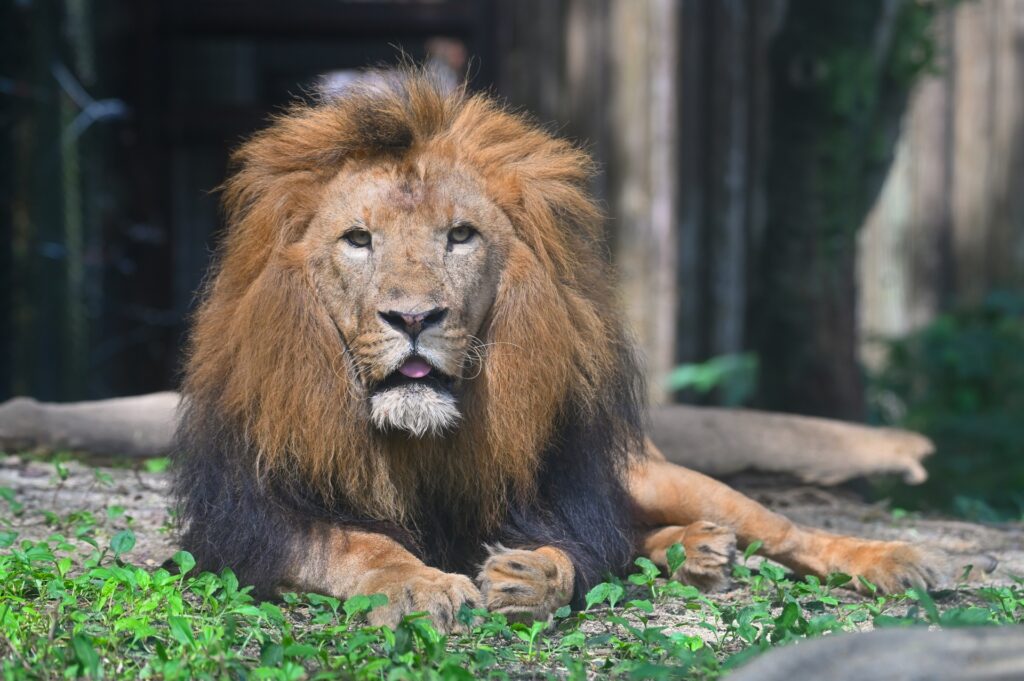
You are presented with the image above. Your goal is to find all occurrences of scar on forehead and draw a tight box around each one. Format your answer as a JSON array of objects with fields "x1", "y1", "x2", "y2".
[
  {"x1": 380, "y1": 159, "x2": 432, "y2": 209},
  {"x1": 386, "y1": 176, "x2": 430, "y2": 212}
]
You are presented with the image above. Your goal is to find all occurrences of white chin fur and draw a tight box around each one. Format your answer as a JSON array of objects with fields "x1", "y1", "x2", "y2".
[{"x1": 370, "y1": 383, "x2": 461, "y2": 437}]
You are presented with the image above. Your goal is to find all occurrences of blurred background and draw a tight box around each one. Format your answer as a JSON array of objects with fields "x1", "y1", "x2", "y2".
[{"x1": 2, "y1": 0, "x2": 1022, "y2": 517}]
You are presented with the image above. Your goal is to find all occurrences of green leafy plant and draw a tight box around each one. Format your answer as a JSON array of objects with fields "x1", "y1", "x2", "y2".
[
  {"x1": 870, "y1": 291, "x2": 1024, "y2": 520},
  {"x1": 665, "y1": 353, "x2": 759, "y2": 406},
  {"x1": 1, "y1": 471, "x2": 1021, "y2": 679}
]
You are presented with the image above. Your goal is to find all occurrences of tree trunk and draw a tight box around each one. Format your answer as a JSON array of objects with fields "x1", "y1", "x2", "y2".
[{"x1": 748, "y1": 0, "x2": 938, "y2": 419}]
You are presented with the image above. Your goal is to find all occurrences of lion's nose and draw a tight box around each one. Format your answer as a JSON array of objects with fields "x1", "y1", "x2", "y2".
[{"x1": 378, "y1": 307, "x2": 448, "y2": 339}]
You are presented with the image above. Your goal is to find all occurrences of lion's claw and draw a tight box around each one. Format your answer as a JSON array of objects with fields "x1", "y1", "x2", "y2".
[
  {"x1": 477, "y1": 547, "x2": 571, "y2": 623},
  {"x1": 363, "y1": 567, "x2": 482, "y2": 633},
  {"x1": 827, "y1": 540, "x2": 949, "y2": 594},
  {"x1": 673, "y1": 521, "x2": 737, "y2": 592}
]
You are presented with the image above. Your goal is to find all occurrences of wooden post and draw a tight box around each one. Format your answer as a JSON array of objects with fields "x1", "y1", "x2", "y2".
[
  {"x1": 609, "y1": 0, "x2": 679, "y2": 403},
  {"x1": 858, "y1": 0, "x2": 1024, "y2": 366}
]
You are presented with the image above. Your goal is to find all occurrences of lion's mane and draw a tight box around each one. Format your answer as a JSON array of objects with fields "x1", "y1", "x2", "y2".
[{"x1": 173, "y1": 69, "x2": 646, "y2": 603}]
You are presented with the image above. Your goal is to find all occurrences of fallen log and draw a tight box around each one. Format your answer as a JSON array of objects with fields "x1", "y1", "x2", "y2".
[
  {"x1": 651, "y1": 405, "x2": 933, "y2": 485},
  {"x1": 0, "y1": 393, "x2": 178, "y2": 459},
  {"x1": 0, "y1": 393, "x2": 933, "y2": 485}
]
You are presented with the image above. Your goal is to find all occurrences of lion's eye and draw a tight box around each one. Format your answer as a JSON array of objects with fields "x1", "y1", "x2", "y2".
[
  {"x1": 343, "y1": 228, "x2": 372, "y2": 248},
  {"x1": 448, "y1": 224, "x2": 476, "y2": 245}
]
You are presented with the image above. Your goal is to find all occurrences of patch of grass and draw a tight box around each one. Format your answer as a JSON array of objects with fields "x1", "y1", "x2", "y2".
[{"x1": 1, "y1": 482, "x2": 1022, "y2": 679}]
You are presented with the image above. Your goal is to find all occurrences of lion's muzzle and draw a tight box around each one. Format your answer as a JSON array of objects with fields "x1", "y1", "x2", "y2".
[{"x1": 369, "y1": 357, "x2": 460, "y2": 437}]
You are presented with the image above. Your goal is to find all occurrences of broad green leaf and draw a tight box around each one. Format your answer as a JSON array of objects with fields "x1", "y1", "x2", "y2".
[
  {"x1": 110, "y1": 529, "x2": 136, "y2": 557},
  {"x1": 167, "y1": 616, "x2": 195, "y2": 647},
  {"x1": 72, "y1": 635, "x2": 101, "y2": 677},
  {"x1": 634, "y1": 556, "x2": 660, "y2": 581},
  {"x1": 0, "y1": 530, "x2": 17, "y2": 548},
  {"x1": 171, "y1": 550, "x2": 196, "y2": 574},
  {"x1": 826, "y1": 572, "x2": 852, "y2": 588},
  {"x1": 627, "y1": 599, "x2": 655, "y2": 613},
  {"x1": 666, "y1": 542, "x2": 686, "y2": 575},
  {"x1": 144, "y1": 457, "x2": 171, "y2": 473},
  {"x1": 584, "y1": 581, "x2": 625, "y2": 610}
]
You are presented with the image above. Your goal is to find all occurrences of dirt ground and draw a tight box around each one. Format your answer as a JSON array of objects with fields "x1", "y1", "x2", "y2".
[{"x1": 2, "y1": 452, "x2": 1022, "y2": 641}]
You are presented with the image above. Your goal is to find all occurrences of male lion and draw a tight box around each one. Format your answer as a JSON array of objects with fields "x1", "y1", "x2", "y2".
[{"x1": 174, "y1": 68, "x2": 940, "y2": 631}]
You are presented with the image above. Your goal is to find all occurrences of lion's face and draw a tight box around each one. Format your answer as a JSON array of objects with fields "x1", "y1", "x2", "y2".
[{"x1": 304, "y1": 157, "x2": 514, "y2": 436}]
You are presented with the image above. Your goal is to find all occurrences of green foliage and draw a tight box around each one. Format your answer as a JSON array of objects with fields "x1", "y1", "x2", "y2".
[
  {"x1": 144, "y1": 458, "x2": 171, "y2": 474},
  {"x1": 2, "y1": 484, "x2": 1022, "y2": 678},
  {"x1": 885, "y1": 0, "x2": 953, "y2": 86},
  {"x1": 666, "y1": 353, "x2": 758, "y2": 406},
  {"x1": 870, "y1": 292, "x2": 1024, "y2": 520}
]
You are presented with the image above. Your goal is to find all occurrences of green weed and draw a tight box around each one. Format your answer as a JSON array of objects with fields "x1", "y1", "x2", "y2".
[{"x1": 0, "y1": 480, "x2": 1021, "y2": 679}]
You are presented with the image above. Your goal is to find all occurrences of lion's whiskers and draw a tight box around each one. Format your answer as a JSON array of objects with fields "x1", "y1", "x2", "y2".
[
  {"x1": 452, "y1": 337, "x2": 526, "y2": 381},
  {"x1": 468, "y1": 334, "x2": 525, "y2": 353}
]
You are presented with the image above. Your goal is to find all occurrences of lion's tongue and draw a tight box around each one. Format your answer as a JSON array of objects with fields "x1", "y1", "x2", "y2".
[{"x1": 398, "y1": 357, "x2": 432, "y2": 379}]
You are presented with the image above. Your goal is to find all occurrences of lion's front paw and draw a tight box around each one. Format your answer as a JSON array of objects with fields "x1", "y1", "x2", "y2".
[
  {"x1": 363, "y1": 566, "x2": 482, "y2": 633},
  {"x1": 477, "y1": 546, "x2": 573, "y2": 623},
  {"x1": 677, "y1": 521, "x2": 737, "y2": 591},
  {"x1": 828, "y1": 539, "x2": 947, "y2": 594}
]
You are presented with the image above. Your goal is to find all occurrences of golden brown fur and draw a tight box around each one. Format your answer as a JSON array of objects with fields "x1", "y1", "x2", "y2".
[
  {"x1": 185, "y1": 71, "x2": 622, "y2": 529},
  {"x1": 174, "y1": 68, "x2": 943, "y2": 632}
]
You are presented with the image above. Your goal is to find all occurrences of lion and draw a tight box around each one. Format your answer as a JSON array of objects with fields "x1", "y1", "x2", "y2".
[{"x1": 173, "y1": 68, "x2": 941, "y2": 631}]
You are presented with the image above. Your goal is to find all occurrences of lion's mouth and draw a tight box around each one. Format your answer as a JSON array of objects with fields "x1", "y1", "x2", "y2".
[
  {"x1": 375, "y1": 355, "x2": 455, "y2": 394},
  {"x1": 397, "y1": 356, "x2": 432, "y2": 379},
  {"x1": 369, "y1": 356, "x2": 461, "y2": 437}
]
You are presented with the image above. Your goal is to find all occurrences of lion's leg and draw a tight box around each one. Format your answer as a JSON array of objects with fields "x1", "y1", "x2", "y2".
[
  {"x1": 283, "y1": 526, "x2": 481, "y2": 632},
  {"x1": 630, "y1": 443, "x2": 943, "y2": 593},
  {"x1": 476, "y1": 546, "x2": 575, "y2": 623}
]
